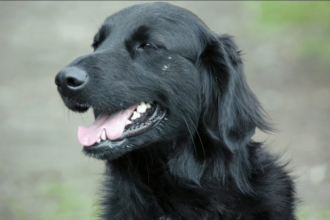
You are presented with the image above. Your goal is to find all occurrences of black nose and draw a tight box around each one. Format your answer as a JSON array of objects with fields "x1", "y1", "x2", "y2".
[{"x1": 55, "y1": 67, "x2": 88, "y2": 97}]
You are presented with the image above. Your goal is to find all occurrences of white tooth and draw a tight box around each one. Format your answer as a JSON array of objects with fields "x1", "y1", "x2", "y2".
[
  {"x1": 141, "y1": 102, "x2": 147, "y2": 108},
  {"x1": 137, "y1": 105, "x2": 146, "y2": 113},
  {"x1": 96, "y1": 138, "x2": 101, "y2": 143},
  {"x1": 146, "y1": 103, "x2": 151, "y2": 108},
  {"x1": 101, "y1": 129, "x2": 106, "y2": 141},
  {"x1": 131, "y1": 111, "x2": 141, "y2": 120},
  {"x1": 126, "y1": 120, "x2": 132, "y2": 125}
]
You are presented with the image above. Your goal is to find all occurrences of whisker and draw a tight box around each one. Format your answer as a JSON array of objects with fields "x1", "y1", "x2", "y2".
[
  {"x1": 185, "y1": 113, "x2": 206, "y2": 160},
  {"x1": 182, "y1": 116, "x2": 197, "y2": 155},
  {"x1": 143, "y1": 154, "x2": 150, "y2": 185}
]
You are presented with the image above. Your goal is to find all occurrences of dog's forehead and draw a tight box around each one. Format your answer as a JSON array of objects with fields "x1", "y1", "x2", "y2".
[
  {"x1": 103, "y1": 2, "x2": 205, "y2": 35},
  {"x1": 105, "y1": 3, "x2": 188, "y2": 24},
  {"x1": 97, "y1": 2, "x2": 209, "y2": 55}
]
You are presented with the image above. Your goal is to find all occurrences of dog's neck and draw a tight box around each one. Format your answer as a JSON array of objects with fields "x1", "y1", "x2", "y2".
[
  {"x1": 103, "y1": 142, "x2": 175, "y2": 219},
  {"x1": 102, "y1": 137, "x2": 242, "y2": 219}
]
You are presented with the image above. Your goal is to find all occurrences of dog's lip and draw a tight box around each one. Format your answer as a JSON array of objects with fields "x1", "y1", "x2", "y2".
[
  {"x1": 118, "y1": 104, "x2": 166, "y2": 139},
  {"x1": 84, "y1": 138, "x2": 129, "y2": 150},
  {"x1": 83, "y1": 104, "x2": 166, "y2": 149},
  {"x1": 62, "y1": 97, "x2": 91, "y2": 113}
]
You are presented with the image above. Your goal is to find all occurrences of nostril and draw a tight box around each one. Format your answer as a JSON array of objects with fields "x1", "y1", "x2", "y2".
[
  {"x1": 55, "y1": 67, "x2": 88, "y2": 97},
  {"x1": 64, "y1": 68, "x2": 88, "y2": 89},
  {"x1": 66, "y1": 76, "x2": 85, "y2": 87}
]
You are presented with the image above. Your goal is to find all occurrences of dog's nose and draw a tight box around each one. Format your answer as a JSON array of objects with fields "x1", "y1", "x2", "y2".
[{"x1": 55, "y1": 67, "x2": 88, "y2": 97}]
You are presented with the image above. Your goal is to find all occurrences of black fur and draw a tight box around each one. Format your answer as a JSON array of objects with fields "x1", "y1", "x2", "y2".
[{"x1": 55, "y1": 2, "x2": 296, "y2": 219}]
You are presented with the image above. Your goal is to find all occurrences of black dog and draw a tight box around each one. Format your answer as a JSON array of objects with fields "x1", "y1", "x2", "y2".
[{"x1": 55, "y1": 2, "x2": 296, "y2": 220}]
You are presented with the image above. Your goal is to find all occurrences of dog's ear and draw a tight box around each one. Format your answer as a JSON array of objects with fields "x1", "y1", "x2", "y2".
[
  {"x1": 195, "y1": 34, "x2": 274, "y2": 193},
  {"x1": 197, "y1": 34, "x2": 273, "y2": 149}
]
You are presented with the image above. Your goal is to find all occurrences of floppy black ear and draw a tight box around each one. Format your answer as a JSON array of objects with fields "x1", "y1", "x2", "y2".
[
  {"x1": 197, "y1": 34, "x2": 273, "y2": 150},
  {"x1": 196, "y1": 33, "x2": 275, "y2": 189},
  {"x1": 195, "y1": 34, "x2": 274, "y2": 193}
]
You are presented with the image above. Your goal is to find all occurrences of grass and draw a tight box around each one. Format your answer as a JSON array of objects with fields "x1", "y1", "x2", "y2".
[
  {"x1": 297, "y1": 206, "x2": 330, "y2": 220},
  {"x1": 36, "y1": 182, "x2": 100, "y2": 220},
  {"x1": 36, "y1": 184, "x2": 97, "y2": 220},
  {"x1": 0, "y1": 181, "x2": 99, "y2": 220}
]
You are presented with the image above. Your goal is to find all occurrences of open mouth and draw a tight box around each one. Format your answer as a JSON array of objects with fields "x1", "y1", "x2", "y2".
[{"x1": 77, "y1": 102, "x2": 166, "y2": 148}]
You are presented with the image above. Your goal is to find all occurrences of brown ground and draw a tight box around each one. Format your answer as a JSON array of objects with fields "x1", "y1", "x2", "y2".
[{"x1": 0, "y1": 2, "x2": 329, "y2": 219}]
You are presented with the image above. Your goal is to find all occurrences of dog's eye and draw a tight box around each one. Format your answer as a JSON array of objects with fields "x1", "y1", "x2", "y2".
[{"x1": 138, "y1": 43, "x2": 156, "y2": 50}]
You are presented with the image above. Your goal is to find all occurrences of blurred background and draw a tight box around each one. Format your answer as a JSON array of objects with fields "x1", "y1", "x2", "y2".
[{"x1": 0, "y1": 1, "x2": 329, "y2": 220}]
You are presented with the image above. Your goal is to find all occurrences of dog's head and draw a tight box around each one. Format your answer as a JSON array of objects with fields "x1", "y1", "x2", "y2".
[{"x1": 55, "y1": 2, "x2": 272, "y2": 162}]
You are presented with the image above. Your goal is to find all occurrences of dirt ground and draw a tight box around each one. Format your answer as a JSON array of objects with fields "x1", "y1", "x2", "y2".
[{"x1": 0, "y1": 2, "x2": 329, "y2": 220}]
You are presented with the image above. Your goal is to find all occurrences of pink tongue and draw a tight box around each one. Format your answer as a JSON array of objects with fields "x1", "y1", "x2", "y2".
[{"x1": 77, "y1": 105, "x2": 136, "y2": 146}]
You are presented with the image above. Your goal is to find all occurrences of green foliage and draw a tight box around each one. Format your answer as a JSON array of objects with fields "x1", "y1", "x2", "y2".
[
  {"x1": 259, "y1": 2, "x2": 330, "y2": 28},
  {"x1": 1, "y1": 182, "x2": 99, "y2": 220},
  {"x1": 36, "y1": 183, "x2": 99, "y2": 220},
  {"x1": 250, "y1": 1, "x2": 330, "y2": 62},
  {"x1": 297, "y1": 206, "x2": 330, "y2": 220}
]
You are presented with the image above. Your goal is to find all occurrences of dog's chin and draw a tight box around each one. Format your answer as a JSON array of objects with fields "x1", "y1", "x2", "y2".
[{"x1": 83, "y1": 138, "x2": 133, "y2": 160}]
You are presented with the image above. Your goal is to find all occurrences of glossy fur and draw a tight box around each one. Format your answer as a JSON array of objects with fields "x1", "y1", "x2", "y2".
[{"x1": 56, "y1": 2, "x2": 296, "y2": 220}]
